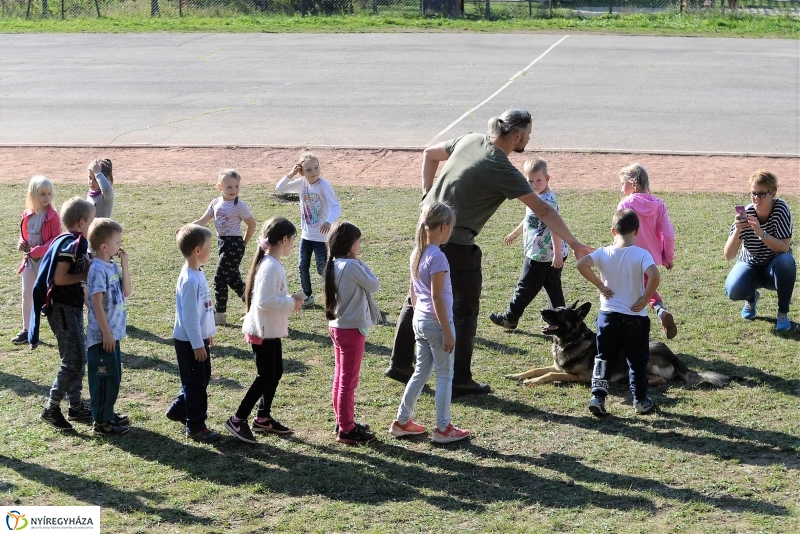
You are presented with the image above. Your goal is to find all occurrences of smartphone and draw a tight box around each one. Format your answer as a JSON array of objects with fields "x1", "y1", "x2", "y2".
[{"x1": 735, "y1": 205, "x2": 746, "y2": 220}]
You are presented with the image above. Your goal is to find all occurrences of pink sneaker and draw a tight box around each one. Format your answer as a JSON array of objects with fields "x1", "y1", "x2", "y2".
[
  {"x1": 388, "y1": 419, "x2": 427, "y2": 437},
  {"x1": 432, "y1": 423, "x2": 470, "y2": 444}
]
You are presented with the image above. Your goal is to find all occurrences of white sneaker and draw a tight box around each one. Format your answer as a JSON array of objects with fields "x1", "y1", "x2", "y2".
[{"x1": 301, "y1": 295, "x2": 315, "y2": 309}]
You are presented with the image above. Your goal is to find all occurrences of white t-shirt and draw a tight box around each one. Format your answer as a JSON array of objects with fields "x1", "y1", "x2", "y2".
[
  {"x1": 275, "y1": 176, "x2": 341, "y2": 242},
  {"x1": 588, "y1": 245, "x2": 655, "y2": 316},
  {"x1": 202, "y1": 197, "x2": 253, "y2": 237}
]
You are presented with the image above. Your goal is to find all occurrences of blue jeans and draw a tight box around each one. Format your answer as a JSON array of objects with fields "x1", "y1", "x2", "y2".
[
  {"x1": 396, "y1": 318, "x2": 455, "y2": 431},
  {"x1": 591, "y1": 311, "x2": 650, "y2": 404},
  {"x1": 298, "y1": 239, "x2": 328, "y2": 297},
  {"x1": 724, "y1": 253, "x2": 796, "y2": 314}
]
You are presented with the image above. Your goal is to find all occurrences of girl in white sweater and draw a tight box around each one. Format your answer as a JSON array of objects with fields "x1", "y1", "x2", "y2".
[{"x1": 225, "y1": 217, "x2": 304, "y2": 444}]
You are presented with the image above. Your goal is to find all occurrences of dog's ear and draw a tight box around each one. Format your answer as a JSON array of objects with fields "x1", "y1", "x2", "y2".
[
  {"x1": 577, "y1": 302, "x2": 591, "y2": 320},
  {"x1": 570, "y1": 300, "x2": 579, "y2": 310}
]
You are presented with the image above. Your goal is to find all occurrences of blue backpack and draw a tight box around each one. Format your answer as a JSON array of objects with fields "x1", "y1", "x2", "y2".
[{"x1": 28, "y1": 232, "x2": 85, "y2": 348}]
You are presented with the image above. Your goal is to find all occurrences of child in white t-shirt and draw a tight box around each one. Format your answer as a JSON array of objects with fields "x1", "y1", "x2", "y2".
[{"x1": 576, "y1": 209, "x2": 660, "y2": 418}]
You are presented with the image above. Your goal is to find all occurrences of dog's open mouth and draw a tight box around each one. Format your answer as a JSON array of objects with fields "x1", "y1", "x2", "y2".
[{"x1": 541, "y1": 324, "x2": 559, "y2": 335}]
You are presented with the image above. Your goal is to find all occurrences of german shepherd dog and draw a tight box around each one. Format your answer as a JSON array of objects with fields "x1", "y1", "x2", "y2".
[{"x1": 505, "y1": 301, "x2": 730, "y2": 388}]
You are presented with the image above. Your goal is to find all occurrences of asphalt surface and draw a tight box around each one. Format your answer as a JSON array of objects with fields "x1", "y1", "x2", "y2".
[{"x1": 1, "y1": 33, "x2": 798, "y2": 155}]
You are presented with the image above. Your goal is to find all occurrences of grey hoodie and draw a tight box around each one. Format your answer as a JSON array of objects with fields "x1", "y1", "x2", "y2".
[{"x1": 329, "y1": 258, "x2": 380, "y2": 330}]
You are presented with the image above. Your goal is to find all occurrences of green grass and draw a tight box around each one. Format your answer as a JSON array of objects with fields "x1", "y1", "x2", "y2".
[
  {"x1": 0, "y1": 12, "x2": 798, "y2": 37},
  {"x1": 1, "y1": 183, "x2": 798, "y2": 533}
]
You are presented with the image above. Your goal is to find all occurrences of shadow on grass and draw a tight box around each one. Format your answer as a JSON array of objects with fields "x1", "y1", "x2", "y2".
[
  {"x1": 0, "y1": 370, "x2": 50, "y2": 398},
  {"x1": 474, "y1": 336, "x2": 529, "y2": 355},
  {"x1": 537, "y1": 403, "x2": 799, "y2": 469},
  {"x1": 0, "y1": 455, "x2": 210, "y2": 526},
  {"x1": 127, "y1": 325, "x2": 172, "y2": 346}
]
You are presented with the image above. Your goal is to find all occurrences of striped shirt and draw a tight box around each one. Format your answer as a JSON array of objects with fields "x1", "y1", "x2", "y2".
[{"x1": 729, "y1": 198, "x2": 793, "y2": 266}]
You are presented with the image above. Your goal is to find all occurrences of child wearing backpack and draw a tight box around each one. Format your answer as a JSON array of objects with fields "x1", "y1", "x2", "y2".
[{"x1": 34, "y1": 197, "x2": 96, "y2": 430}]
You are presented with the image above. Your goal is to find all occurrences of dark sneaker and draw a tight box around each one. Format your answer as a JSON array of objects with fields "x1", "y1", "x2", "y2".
[
  {"x1": 187, "y1": 428, "x2": 221, "y2": 442},
  {"x1": 41, "y1": 406, "x2": 73, "y2": 430},
  {"x1": 334, "y1": 422, "x2": 371, "y2": 435},
  {"x1": 93, "y1": 421, "x2": 130, "y2": 436},
  {"x1": 11, "y1": 330, "x2": 28, "y2": 345},
  {"x1": 589, "y1": 396, "x2": 608, "y2": 417},
  {"x1": 634, "y1": 398, "x2": 655, "y2": 415},
  {"x1": 659, "y1": 310, "x2": 678, "y2": 340},
  {"x1": 384, "y1": 366, "x2": 413, "y2": 385},
  {"x1": 301, "y1": 295, "x2": 315, "y2": 309},
  {"x1": 112, "y1": 413, "x2": 130, "y2": 426},
  {"x1": 452, "y1": 380, "x2": 491, "y2": 396},
  {"x1": 337, "y1": 424, "x2": 376, "y2": 445},
  {"x1": 251, "y1": 417, "x2": 293, "y2": 435},
  {"x1": 225, "y1": 417, "x2": 258, "y2": 444},
  {"x1": 67, "y1": 404, "x2": 93, "y2": 423},
  {"x1": 489, "y1": 312, "x2": 518, "y2": 330}
]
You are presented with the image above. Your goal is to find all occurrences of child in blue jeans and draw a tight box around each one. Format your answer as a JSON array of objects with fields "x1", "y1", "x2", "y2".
[
  {"x1": 577, "y1": 209, "x2": 660, "y2": 417},
  {"x1": 166, "y1": 224, "x2": 218, "y2": 442},
  {"x1": 389, "y1": 202, "x2": 470, "y2": 444}
]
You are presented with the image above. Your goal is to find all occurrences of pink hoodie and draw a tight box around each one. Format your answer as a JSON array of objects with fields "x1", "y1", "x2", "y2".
[{"x1": 617, "y1": 193, "x2": 675, "y2": 266}]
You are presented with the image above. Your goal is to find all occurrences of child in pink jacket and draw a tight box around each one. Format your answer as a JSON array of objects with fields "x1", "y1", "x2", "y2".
[
  {"x1": 617, "y1": 164, "x2": 678, "y2": 339},
  {"x1": 13, "y1": 176, "x2": 61, "y2": 345}
]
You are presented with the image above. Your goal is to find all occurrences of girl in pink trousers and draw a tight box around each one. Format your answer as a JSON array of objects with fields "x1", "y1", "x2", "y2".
[{"x1": 617, "y1": 163, "x2": 678, "y2": 339}]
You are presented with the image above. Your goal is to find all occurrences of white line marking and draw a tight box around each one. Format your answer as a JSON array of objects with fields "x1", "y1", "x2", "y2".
[{"x1": 427, "y1": 35, "x2": 570, "y2": 146}]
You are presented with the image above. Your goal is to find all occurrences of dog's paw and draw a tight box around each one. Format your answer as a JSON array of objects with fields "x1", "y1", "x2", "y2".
[
  {"x1": 521, "y1": 379, "x2": 540, "y2": 388},
  {"x1": 504, "y1": 373, "x2": 522, "y2": 381}
]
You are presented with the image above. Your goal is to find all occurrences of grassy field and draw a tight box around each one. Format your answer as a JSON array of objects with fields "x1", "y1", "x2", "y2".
[
  {"x1": 0, "y1": 12, "x2": 799, "y2": 37},
  {"x1": 1, "y1": 183, "x2": 798, "y2": 533}
]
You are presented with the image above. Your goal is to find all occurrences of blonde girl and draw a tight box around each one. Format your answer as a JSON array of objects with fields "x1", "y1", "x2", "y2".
[
  {"x1": 389, "y1": 202, "x2": 470, "y2": 444},
  {"x1": 276, "y1": 152, "x2": 342, "y2": 309},
  {"x1": 13, "y1": 176, "x2": 61, "y2": 345},
  {"x1": 617, "y1": 163, "x2": 678, "y2": 339},
  {"x1": 193, "y1": 169, "x2": 257, "y2": 325},
  {"x1": 325, "y1": 221, "x2": 381, "y2": 445},
  {"x1": 225, "y1": 217, "x2": 304, "y2": 444}
]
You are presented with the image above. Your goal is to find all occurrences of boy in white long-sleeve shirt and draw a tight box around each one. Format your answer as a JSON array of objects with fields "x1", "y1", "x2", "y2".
[
  {"x1": 166, "y1": 224, "x2": 219, "y2": 442},
  {"x1": 276, "y1": 152, "x2": 341, "y2": 309}
]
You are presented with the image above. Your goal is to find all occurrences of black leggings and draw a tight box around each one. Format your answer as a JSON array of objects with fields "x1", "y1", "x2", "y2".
[
  {"x1": 236, "y1": 338, "x2": 283, "y2": 420},
  {"x1": 215, "y1": 236, "x2": 246, "y2": 314}
]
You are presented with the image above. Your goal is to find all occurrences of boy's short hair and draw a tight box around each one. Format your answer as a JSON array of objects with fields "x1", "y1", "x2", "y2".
[
  {"x1": 88, "y1": 218, "x2": 123, "y2": 251},
  {"x1": 612, "y1": 209, "x2": 639, "y2": 236},
  {"x1": 523, "y1": 157, "x2": 548, "y2": 177},
  {"x1": 177, "y1": 224, "x2": 212, "y2": 258},
  {"x1": 61, "y1": 197, "x2": 96, "y2": 228},
  {"x1": 748, "y1": 169, "x2": 778, "y2": 194}
]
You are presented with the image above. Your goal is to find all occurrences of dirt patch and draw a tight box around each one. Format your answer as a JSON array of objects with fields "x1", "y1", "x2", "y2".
[{"x1": 5, "y1": 146, "x2": 799, "y2": 194}]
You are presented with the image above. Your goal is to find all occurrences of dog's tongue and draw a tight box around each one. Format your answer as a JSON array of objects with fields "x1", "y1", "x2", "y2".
[{"x1": 542, "y1": 324, "x2": 558, "y2": 334}]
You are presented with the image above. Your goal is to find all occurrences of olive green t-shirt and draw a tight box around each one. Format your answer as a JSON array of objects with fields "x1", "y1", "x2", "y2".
[{"x1": 422, "y1": 133, "x2": 533, "y2": 246}]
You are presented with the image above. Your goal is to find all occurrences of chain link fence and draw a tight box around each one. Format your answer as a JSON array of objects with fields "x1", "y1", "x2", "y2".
[{"x1": 2, "y1": 0, "x2": 797, "y2": 19}]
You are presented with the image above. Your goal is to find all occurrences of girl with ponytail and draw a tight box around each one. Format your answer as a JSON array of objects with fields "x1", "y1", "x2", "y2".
[
  {"x1": 224, "y1": 217, "x2": 304, "y2": 443},
  {"x1": 324, "y1": 221, "x2": 381, "y2": 445},
  {"x1": 389, "y1": 202, "x2": 470, "y2": 444}
]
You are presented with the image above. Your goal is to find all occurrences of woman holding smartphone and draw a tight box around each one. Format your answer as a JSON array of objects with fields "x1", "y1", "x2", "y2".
[{"x1": 723, "y1": 170, "x2": 795, "y2": 332}]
